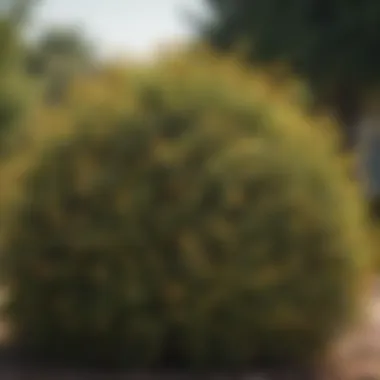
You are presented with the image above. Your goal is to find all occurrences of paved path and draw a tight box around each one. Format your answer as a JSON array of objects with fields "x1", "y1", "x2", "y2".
[{"x1": 326, "y1": 279, "x2": 380, "y2": 380}]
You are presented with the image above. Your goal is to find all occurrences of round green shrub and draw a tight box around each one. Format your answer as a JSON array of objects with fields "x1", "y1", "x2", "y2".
[{"x1": 0, "y1": 49, "x2": 371, "y2": 369}]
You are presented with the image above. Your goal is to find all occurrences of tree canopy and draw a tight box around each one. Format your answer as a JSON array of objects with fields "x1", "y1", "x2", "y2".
[
  {"x1": 198, "y1": 0, "x2": 380, "y2": 146},
  {"x1": 25, "y1": 26, "x2": 95, "y2": 104}
]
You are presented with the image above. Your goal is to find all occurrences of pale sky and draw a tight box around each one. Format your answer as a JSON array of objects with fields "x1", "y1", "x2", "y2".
[{"x1": 27, "y1": 0, "x2": 211, "y2": 59}]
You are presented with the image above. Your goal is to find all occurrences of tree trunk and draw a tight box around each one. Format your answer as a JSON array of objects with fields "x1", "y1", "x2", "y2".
[{"x1": 333, "y1": 84, "x2": 362, "y2": 150}]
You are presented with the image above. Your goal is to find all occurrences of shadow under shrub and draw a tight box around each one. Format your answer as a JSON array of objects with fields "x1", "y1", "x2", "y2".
[{"x1": 0, "y1": 48, "x2": 372, "y2": 370}]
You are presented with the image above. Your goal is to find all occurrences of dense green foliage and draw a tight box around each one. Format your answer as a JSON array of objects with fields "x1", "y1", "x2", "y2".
[
  {"x1": 198, "y1": 0, "x2": 380, "y2": 146},
  {"x1": 0, "y1": 50, "x2": 371, "y2": 368}
]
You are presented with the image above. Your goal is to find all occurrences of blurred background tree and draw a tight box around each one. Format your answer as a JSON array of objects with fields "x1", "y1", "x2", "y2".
[
  {"x1": 0, "y1": 0, "x2": 39, "y2": 153},
  {"x1": 25, "y1": 26, "x2": 96, "y2": 105},
  {"x1": 196, "y1": 0, "x2": 380, "y2": 150}
]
